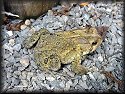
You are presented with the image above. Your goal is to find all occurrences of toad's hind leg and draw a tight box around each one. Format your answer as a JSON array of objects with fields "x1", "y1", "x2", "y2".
[
  {"x1": 23, "y1": 28, "x2": 50, "y2": 49},
  {"x1": 71, "y1": 55, "x2": 88, "y2": 75}
]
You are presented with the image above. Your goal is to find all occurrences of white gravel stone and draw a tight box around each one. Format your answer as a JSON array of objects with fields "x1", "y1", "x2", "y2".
[
  {"x1": 3, "y1": 43, "x2": 13, "y2": 53},
  {"x1": 82, "y1": 75, "x2": 87, "y2": 81},
  {"x1": 20, "y1": 24, "x2": 27, "y2": 30},
  {"x1": 98, "y1": 54, "x2": 103, "y2": 62},
  {"x1": 21, "y1": 80, "x2": 29, "y2": 87},
  {"x1": 13, "y1": 44, "x2": 21, "y2": 52},
  {"x1": 6, "y1": 31, "x2": 13, "y2": 36},
  {"x1": 8, "y1": 39, "x2": 15, "y2": 46},
  {"x1": 79, "y1": 80, "x2": 89, "y2": 89},
  {"x1": 87, "y1": 72, "x2": 96, "y2": 80},
  {"x1": 20, "y1": 57, "x2": 29, "y2": 68},
  {"x1": 117, "y1": 37, "x2": 123, "y2": 45},
  {"x1": 37, "y1": 73, "x2": 45, "y2": 80},
  {"x1": 46, "y1": 75, "x2": 55, "y2": 81},
  {"x1": 25, "y1": 19, "x2": 31, "y2": 26}
]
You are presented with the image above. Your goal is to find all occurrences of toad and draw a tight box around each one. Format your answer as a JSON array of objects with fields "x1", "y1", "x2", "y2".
[{"x1": 23, "y1": 26, "x2": 108, "y2": 75}]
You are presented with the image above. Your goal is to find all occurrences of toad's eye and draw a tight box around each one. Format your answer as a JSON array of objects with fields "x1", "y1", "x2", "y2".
[{"x1": 92, "y1": 41, "x2": 97, "y2": 46}]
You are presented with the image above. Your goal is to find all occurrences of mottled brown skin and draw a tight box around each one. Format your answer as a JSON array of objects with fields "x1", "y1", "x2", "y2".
[{"x1": 23, "y1": 26, "x2": 108, "y2": 75}]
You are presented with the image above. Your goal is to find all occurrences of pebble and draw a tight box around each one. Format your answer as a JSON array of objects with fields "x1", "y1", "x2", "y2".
[
  {"x1": 63, "y1": 67, "x2": 75, "y2": 77},
  {"x1": 6, "y1": 31, "x2": 13, "y2": 36},
  {"x1": 25, "y1": 19, "x2": 31, "y2": 26},
  {"x1": 98, "y1": 54, "x2": 103, "y2": 62},
  {"x1": 8, "y1": 39, "x2": 15, "y2": 46},
  {"x1": 117, "y1": 37, "x2": 123, "y2": 45},
  {"x1": 87, "y1": 72, "x2": 96, "y2": 81},
  {"x1": 82, "y1": 75, "x2": 87, "y2": 81},
  {"x1": 37, "y1": 73, "x2": 45, "y2": 80},
  {"x1": 79, "y1": 80, "x2": 89, "y2": 89},
  {"x1": 21, "y1": 80, "x2": 29, "y2": 87},
  {"x1": 20, "y1": 24, "x2": 27, "y2": 30},
  {"x1": 13, "y1": 44, "x2": 21, "y2": 52},
  {"x1": 11, "y1": 78, "x2": 20, "y2": 86},
  {"x1": 20, "y1": 57, "x2": 29, "y2": 68},
  {"x1": 59, "y1": 81, "x2": 65, "y2": 88},
  {"x1": 3, "y1": 43, "x2": 13, "y2": 53},
  {"x1": 46, "y1": 75, "x2": 55, "y2": 81}
]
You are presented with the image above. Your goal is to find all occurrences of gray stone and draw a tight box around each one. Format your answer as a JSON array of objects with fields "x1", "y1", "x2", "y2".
[
  {"x1": 27, "y1": 72, "x2": 33, "y2": 81},
  {"x1": 21, "y1": 79, "x2": 29, "y2": 87},
  {"x1": 83, "y1": 14, "x2": 90, "y2": 21},
  {"x1": 117, "y1": 37, "x2": 123, "y2": 45},
  {"x1": 37, "y1": 73, "x2": 45, "y2": 80},
  {"x1": 11, "y1": 78, "x2": 20, "y2": 86},
  {"x1": 63, "y1": 67, "x2": 75, "y2": 77},
  {"x1": 59, "y1": 80, "x2": 65, "y2": 88},
  {"x1": 13, "y1": 44, "x2": 21, "y2": 52},
  {"x1": 79, "y1": 80, "x2": 89, "y2": 89}
]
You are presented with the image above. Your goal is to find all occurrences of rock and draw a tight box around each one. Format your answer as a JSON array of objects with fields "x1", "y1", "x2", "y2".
[
  {"x1": 11, "y1": 78, "x2": 20, "y2": 86},
  {"x1": 87, "y1": 72, "x2": 96, "y2": 80},
  {"x1": 82, "y1": 75, "x2": 87, "y2": 81},
  {"x1": 59, "y1": 80, "x2": 65, "y2": 88},
  {"x1": 83, "y1": 14, "x2": 90, "y2": 21},
  {"x1": 20, "y1": 24, "x2": 27, "y2": 30},
  {"x1": 64, "y1": 80, "x2": 72, "y2": 91},
  {"x1": 37, "y1": 73, "x2": 45, "y2": 80},
  {"x1": 27, "y1": 72, "x2": 33, "y2": 81},
  {"x1": 117, "y1": 37, "x2": 123, "y2": 45},
  {"x1": 106, "y1": 8, "x2": 112, "y2": 13},
  {"x1": 20, "y1": 57, "x2": 29, "y2": 68},
  {"x1": 46, "y1": 75, "x2": 55, "y2": 81},
  {"x1": 21, "y1": 79, "x2": 28, "y2": 87},
  {"x1": 61, "y1": 15, "x2": 68, "y2": 23},
  {"x1": 105, "y1": 66, "x2": 115, "y2": 72},
  {"x1": 25, "y1": 19, "x2": 31, "y2": 26},
  {"x1": 3, "y1": 43, "x2": 13, "y2": 53},
  {"x1": 63, "y1": 67, "x2": 75, "y2": 77},
  {"x1": 6, "y1": 31, "x2": 13, "y2": 36},
  {"x1": 98, "y1": 54, "x2": 103, "y2": 62},
  {"x1": 13, "y1": 44, "x2": 21, "y2": 52},
  {"x1": 8, "y1": 39, "x2": 15, "y2": 46},
  {"x1": 47, "y1": 10, "x2": 53, "y2": 16},
  {"x1": 79, "y1": 80, "x2": 89, "y2": 89}
]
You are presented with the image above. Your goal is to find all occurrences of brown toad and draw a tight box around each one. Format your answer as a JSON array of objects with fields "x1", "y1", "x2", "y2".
[{"x1": 23, "y1": 26, "x2": 108, "y2": 75}]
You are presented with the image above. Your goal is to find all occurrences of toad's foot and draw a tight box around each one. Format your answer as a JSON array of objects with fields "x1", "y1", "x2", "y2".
[{"x1": 71, "y1": 56, "x2": 88, "y2": 75}]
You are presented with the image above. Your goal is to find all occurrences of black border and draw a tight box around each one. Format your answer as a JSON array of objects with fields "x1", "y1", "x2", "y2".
[{"x1": 0, "y1": 0, "x2": 125, "y2": 93}]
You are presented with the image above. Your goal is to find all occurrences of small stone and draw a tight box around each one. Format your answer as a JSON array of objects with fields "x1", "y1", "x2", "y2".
[
  {"x1": 87, "y1": 72, "x2": 96, "y2": 80},
  {"x1": 63, "y1": 67, "x2": 75, "y2": 77},
  {"x1": 21, "y1": 80, "x2": 28, "y2": 87},
  {"x1": 3, "y1": 43, "x2": 13, "y2": 53},
  {"x1": 59, "y1": 81, "x2": 65, "y2": 88},
  {"x1": 106, "y1": 8, "x2": 112, "y2": 12},
  {"x1": 37, "y1": 73, "x2": 45, "y2": 80},
  {"x1": 98, "y1": 54, "x2": 103, "y2": 62},
  {"x1": 117, "y1": 37, "x2": 123, "y2": 45},
  {"x1": 11, "y1": 78, "x2": 20, "y2": 86},
  {"x1": 25, "y1": 19, "x2": 31, "y2": 26},
  {"x1": 20, "y1": 24, "x2": 27, "y2": 30},
  {"x1": 30, "y1": 19, "x2": 35, "y2": 23},
  {"x1": 46, "y1": 75, "x2": 55, "y2": 81},
  {"x1": 61, "y1": 15, "x2": 68, "y2": 23},
  {"x1": 6, "y1": 31, "x2": 13, "y2": 36},
  {"x1": 47, "y1": 10, "x2": 53, "y2": 16},
  {"x1": 8, "y1": 39, "x2": 15, "y2": 46},
  {"x1": 79, "y1": 80, "x2": 89, "y2": 89},
  {"x1": 20, "y1": 57, "x2": 29, "y2": 68},
  {"x1": 13, "y1": 44, "x2": 21, "y2": 52},
  {"x1": 82, "y1": 75, "x2": 87, "y2": 81},
  {"x1": 27, "y1": 72, "x2": 33, "y2": 81},
  {"x1": 105, "y1": 66, "x2": 115, "y2": 72},
  {"x1": 83, "y1": 14, "x2": 90, "y2": 21}
]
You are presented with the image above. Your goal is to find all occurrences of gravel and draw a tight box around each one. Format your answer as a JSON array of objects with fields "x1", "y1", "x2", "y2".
[{"x1": 1, "y1": 1, "x2": 124, "y2": 93}]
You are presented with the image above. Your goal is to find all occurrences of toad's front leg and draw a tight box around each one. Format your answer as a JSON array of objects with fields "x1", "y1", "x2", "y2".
[{"x1": 71, "y1": 54, "x2": 88, "y2": 75}]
